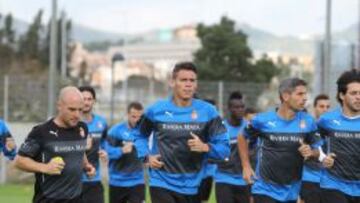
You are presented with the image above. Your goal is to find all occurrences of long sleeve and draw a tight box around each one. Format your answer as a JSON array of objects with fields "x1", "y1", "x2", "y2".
[{"x1": 207, "y1": 116, "x2": 230, "y2": 160}]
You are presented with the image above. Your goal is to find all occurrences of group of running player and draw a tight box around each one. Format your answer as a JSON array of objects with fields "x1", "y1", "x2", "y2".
[{"x1": 0, "y1": 61, "x2": 359, "y2": 203}]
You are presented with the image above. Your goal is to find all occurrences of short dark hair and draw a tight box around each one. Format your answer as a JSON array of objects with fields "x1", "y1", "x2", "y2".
[
  {"x1": 278, "y1": 78, "x2": 307, "y2": 102},
  {"x1": 313, "y1": 94, "x2": 329, "y2": 107},
  {"x1": 78, "y1": 86, "x2": 96, "y2": 100},
  {"x1": 336, "y1": 69, "x2": 360, "y2": 105},
  {"x1": 172, "y1": 62, "x2": 197, "y2": 79},
  {"x1": 127, "y1": 102, "x2": 143, "y2": 112},
  {"x1": 228, "y1": 91, "x2": 243, "y2": 106}
]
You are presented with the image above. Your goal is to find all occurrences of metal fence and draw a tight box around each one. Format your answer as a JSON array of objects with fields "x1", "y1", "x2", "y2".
[
  {"x1": 0, "y1": 74, "x2": 279, "y2": 183},
  {"x1": 0, "y1": 74, "x2": 277, "y2": 122}
]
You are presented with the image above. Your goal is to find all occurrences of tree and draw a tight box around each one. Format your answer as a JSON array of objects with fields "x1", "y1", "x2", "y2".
[
  {"x1": 195, "y1": 16, "x2": 253, "y2": 81},
  {"x1": 0, "y1": 13, "x2": 16, "y2": 70},
  {"x1": 194, "y1": 16, "x2": 279, "y2": 83},
  {"x1": 4, "y1": 14, "x2": 15, "y2": 45},
  {"x1": 0, "y1": 14, "x2": 3, "y2": 44},
  {"x1": 251, "y1": 54, "x2": 281, "y2": 83},
  {"x1": 18, "y1": 10, "x2": 44, "y2": 59},
  {"x1": 39, "y1": 16, "x2": 72, "y2": 67}
]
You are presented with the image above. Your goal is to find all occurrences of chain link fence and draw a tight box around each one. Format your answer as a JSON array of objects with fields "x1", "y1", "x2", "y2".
[
  {"x1": 0, "y1": 74, "x2": 278, "y2": 123},
  {"x1": 0, "y1": 74, "x2": 281, "y2": 183}
]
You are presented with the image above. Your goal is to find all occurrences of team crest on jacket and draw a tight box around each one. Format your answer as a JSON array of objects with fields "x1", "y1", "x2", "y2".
[
  {"x1": 79, "y1": 127, "x2": 85, "y2": 137},
  {"x1": 300, "y1": 119, "x2": 306, "y2": 129},
  {"x1": 191, "y1": 110, "x2": 198, "y2": 120}
]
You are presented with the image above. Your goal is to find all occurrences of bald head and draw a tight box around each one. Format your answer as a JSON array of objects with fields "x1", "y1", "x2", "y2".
[
  {"x1": 55, "y1": 86, "x2": 84, "y2": 128},
  {"x1": 58, "y1": 86, "x2": 83, "y2": 103}
]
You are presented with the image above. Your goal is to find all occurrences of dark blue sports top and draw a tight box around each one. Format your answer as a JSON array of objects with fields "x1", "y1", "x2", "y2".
[
  {"x1": 106, "y1": 122, "x2": 145, "y2": 187},
  {"x1": 138, "y1": 97, "x2": 230, "y2": 194},
  {"x1": 244, "y1": 109, "x2": 318, "y2": 201},
  {"x1": 318, "y1": 108, "x2": 360, "y2": 196}
]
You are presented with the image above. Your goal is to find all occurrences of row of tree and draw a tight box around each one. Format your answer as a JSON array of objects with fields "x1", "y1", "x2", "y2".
[
  {"x1": 1, "y1": 12, "x2": 287, "y2": 84},
  {"x1": 0, "y1": 10, "x2": 71, "y2": 74}
]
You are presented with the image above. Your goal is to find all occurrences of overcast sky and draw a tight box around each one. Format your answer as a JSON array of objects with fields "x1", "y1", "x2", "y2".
[{"x1": 0, "y1": 0, "x2": 358, "y2": 37}]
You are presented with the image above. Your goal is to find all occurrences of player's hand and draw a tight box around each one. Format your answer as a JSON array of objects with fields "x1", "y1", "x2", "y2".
[
  {"x1": 322, "y1": 153, "x2": 336, "y2": 168},
  {"x1": 98, "y1": 150, "x2": 108, "y2": 163},
  {"x1": 187, "y1": 132, "x2": 209, "y2": 152},
  {"x1": 149, "y1": 154, "x2": 164, "y2": 169},
  {"x1": 5, "y1": 137, "x2": 16, "y2": 151},
  {"x1": 43, "y1": 157, "x2": 65, "y2": 175},
  {"x1": 243, "y1": 165, "x2": 256, "y2": 184},
  {"x1": 84, "y1": 163, "x2": 96, "y2": 178},
  {"x1": 86, "y1": 137, "x2": 93, "y2": 150},
  {"x1": 121, "y1": 142, "x2": 133, "y2": 154},
  {"x1": 298, "y1": 139, "x2": 312, "y2": 160}
]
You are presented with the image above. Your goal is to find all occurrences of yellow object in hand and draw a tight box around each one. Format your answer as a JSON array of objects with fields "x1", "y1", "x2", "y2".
[
  {"x1": 50, "y1": 156, "x2": 65, "y2": 174},
  {"x1": 52, "y1": 156, "x2": 64, "y2": 164}
]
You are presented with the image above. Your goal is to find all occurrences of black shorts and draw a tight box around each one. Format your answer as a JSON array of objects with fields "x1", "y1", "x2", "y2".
[
  {"x1": 33, "y1": 195, "x2": 82, "y2": 203},
  {"x1": 80, "y1": 181, "x2": 104, "y2": 203},
  {"x1": 299, "y1": 181, "x2": 321, "y2": 203},
  {"x1": 321, "y1": 187, "x2": 360, "y2": 203},
  {"x1": 253, "y1": 194, "x2": 296, "y2": 203},
  {"x1": 109, "y1": 184, "x2": 145, "y2": 203},
  {"x1": 215, "y1": 183, "x2": 251, "y2": 203},
  {"x1": 199, "y1": 177, "x2": 213, "y2": 201},
  {"x1": 150, "y1": 186, "x2": 200, "y2": 203}
]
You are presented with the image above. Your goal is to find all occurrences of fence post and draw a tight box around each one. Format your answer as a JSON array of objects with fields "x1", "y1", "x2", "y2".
[
  {"x1": 218, "y1": 81, "x2": 224, "y2": 117},
  {"x1": 1, "y1": 75, "x2": 9, "y2": 184}
]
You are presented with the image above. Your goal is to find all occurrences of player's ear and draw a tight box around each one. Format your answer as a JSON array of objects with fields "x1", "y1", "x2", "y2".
[
  {"x1": 282, "y1": 92, "x2": 290, "y2": 102},
  {"x1": 339, "y1": 92, "x2": 345, "y2": 102}
]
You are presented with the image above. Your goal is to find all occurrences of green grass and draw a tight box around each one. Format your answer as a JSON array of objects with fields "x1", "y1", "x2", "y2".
[
  {"x1": 208, "y1": 187, "x2": 217, "y2": 203},
  {"x1": 0, "y1": 183, "x2": 217, "y2": 203},
  {"x1": 0, "y1": 184, "x2": 33, "y2": 202}
]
